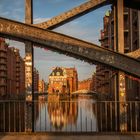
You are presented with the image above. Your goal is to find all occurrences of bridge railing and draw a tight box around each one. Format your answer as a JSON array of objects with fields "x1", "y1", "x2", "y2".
[{"x1": 0, "y1": 100, "x2": 140, "y2": 133}]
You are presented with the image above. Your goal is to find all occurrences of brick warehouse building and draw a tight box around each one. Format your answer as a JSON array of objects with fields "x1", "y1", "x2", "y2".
[
  {"x1": 38, "y1": 79, "x2": 46, "y2": 93},
  {"x1": 65, "y1": 67, "x2": 78, "y2": 93},
  {"x1": 78, "y1": 78, "x2": 93, "y2": 91},
  {"x1": 96, "y1": 8, "x2": 140, "y2": 101},
  {"x1": 9, "y1": 48, "x2": 25, "y2": 95},
  {"x1": 34, "y1": 68, "x2": 39, "y2": 92},
  {"x1": 24, "y1": 54, "x2": 39, "y2": 93},
  {"x1": 78, "y1": 73, "x2": 96, "y2": 91},
  {"x1": 0, "y1": 38, "x2": 8, "y2": 97},
  {"x1": 0, "y1": 38, "x2": 25, "y2": 98},
  {"x1": 48, "y1": 67, "x2": 78, "y2": 94}
]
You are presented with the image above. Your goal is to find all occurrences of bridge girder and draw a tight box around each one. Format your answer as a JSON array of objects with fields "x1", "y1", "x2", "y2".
[
  {"x1": 34, "y1": 0, "x2": 140, "y2": 30},
  {"x1": 127, "y1": 49, "x2": 140, "y2": 60},
  {"x1": 0, "y1": 17, "x2": 140, "y2": 78},
  {"x1": 34, "y1": 0, "x2": 110, "y2": 29}
]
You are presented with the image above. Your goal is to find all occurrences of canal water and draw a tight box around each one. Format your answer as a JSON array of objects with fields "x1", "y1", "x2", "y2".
[
  {"x1": 0, "y1": 95, "x2": 98, "y2": 132},
  {"x1": 0, "y1": 95, "x2": 140, "y2": 132},
  {"x1": 34, "y1": 95, "x2": 97, "y2": 132}
]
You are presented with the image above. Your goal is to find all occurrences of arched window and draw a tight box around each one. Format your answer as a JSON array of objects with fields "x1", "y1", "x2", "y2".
[{"x1": 57, "y1": 72, "x2": 60, "y2": 76}]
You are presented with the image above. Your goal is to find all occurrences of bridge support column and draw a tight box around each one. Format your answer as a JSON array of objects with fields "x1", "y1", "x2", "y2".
[
  {"x1": 116, "y1": 0, "x2": 127, "y2": 132},
  {"x1": 25, "y1": 0, "x2": 33, "y2": 24},
  {"x1": 25, "y1": 0, "x2": 34, "y2": 132}
]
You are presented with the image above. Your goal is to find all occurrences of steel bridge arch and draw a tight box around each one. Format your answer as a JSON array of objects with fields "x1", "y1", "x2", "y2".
[{"x1": 0, "y1": 17, "x2": 140, "y2": 78}]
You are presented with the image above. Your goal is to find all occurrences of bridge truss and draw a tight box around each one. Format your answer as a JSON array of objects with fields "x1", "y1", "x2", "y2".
[
  {"x1": 0, "y1": 0, "x2": 140, "y2": 133},
  {"x1": 0, "y1": 17, "x2": 140, "y2": 78}
]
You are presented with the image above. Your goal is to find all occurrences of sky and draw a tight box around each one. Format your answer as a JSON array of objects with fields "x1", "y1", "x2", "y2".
[{"x1": 0, "y1": 0, "x2": 111, "y2": 82}]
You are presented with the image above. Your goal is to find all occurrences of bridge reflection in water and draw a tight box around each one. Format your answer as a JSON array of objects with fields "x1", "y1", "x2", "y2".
[{"x1": 0, "y1": 95, "x2": 140, "y2": 133}]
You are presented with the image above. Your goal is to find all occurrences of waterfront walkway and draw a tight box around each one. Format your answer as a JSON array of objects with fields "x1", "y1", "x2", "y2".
[{"x1": 0, "y1": 135, "x2": 140, "y2": 140}]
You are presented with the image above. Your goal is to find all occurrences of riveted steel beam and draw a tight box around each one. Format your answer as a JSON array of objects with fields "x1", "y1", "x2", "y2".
[
  {"x1": 34, "y1": 0, "x2": 110, "y2": 29},
  {"x1": 0, "y1": 17, "x2": 140, "y2": 78},
  {"x1": 34, "y1": 0, "x2": 140, "y2": 30},
  {"x1": 127, "y1": 49, "x2": 140, "y2": 60},
  {"x1": 25, "y1": 0, "x2": 35, "y2": 133}
]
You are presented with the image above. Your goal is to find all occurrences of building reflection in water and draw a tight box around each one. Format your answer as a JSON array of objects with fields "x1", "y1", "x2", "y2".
[
  {"x1": 35, "y1": 95, "x2": 97, "y2": 132},
  {"x1": 47, "y1": 96, "x2": 78, "y2": 130},
  {"x1": 0, "y1": 95, "x2": 98, "y2": 132}
]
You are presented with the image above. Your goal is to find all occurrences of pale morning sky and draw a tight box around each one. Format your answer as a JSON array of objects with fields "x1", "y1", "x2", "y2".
[{"x1": 0, "y1": 0, "x2": 111, "y2": 82}]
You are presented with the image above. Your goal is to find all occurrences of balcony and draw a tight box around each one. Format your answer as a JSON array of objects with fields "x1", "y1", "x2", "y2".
[
  {"x1": 132, "y1": 11, "x2": 138, "y2": 23},
  {"x1": 0, "y1": 71, "x2": 7, "y2": 77},
  {"x1": 103, "y1": 42, "x2": 109, "y2": 48},
  {"x1": 102, "y1": 68, "x2": 110, "y2": 73},
  {"x1": 0, "y1": 47, "x2": 7, "y2": 52},
  {"x1": 133, "y1": 34, "x2": 138, "y2": 43},
  {"x1": 124, "y1": 29, "x2": 129, "y2": 33},
  {"x1": 101, "y1": 80, "x2": 109, "y2": 85},
  {"x1": 124, "y1": 23, "x2": 129, "y2": 32},
  {"x1": 16, "y1": 70, "x2": 20, "y2": 74},
  {"x1": 0, "y1": 59, "x2": 6, "y2": 64},
  {"x1": 16, "y1": 83, "x2": 20, "y2": 87},
  {"x1": 124, "y1": 11, "x2": 129, "y2": 16},
  {"x1": 16, "y1": 64, "x2": 20, "y2": 68},
  {"x1": 0, "y1": 79, "x2": 6, "y2": 86},
  {"x1": 0, "y1": 52, "x2": 7, "y2": 58},
  {"x1": 16, "y1": 73, "x2": 20, "y2": 77},
  {"x1": 124, "y1": 8, "x2": 129, "y2": 15},
  {"x1": 96, "y1": 71, "x2": 105, "y2": 76},
  {"x1": 124, "y1": 46, "x2": 130, "y2": 52},
  {"x1": 0, "y1": 65, "x2": 7, "y2": 71},
  {"x1": 99, "y1": 35, "x2": 108, "y2": 41},
  {"x1": 111, "y1": 16, "x2": 114, "y2": 23},
  {"x1": 16, "y1": 78, "x2": 20, "y2": 82}
]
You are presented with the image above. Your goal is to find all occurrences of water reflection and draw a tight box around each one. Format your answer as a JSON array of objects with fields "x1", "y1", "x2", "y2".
[
  {"x1": 48, "y1": 98, "x2": 78, "y2": 130},
  {"x1": 0, "y1": 96, "x2": 98, "y2": 132},
  {"x1": 35, "y1": 95, "x2": 97, "y2": 132},
  {"x1": 0, "y1": 97, "x2": 139, "y2": 132}
]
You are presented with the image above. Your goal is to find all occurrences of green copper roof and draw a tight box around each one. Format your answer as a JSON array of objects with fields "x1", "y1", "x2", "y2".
[{"x1": 105, "y1": 10, "x2": 110, "y2": 17}]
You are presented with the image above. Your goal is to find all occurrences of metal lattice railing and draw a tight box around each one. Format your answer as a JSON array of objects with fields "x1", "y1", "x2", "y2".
[{"x1": 0, "y1": 100, "x2": 140, "y2": 133}]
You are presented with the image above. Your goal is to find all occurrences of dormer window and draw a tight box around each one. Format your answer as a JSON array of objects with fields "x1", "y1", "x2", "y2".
[{"x1": 57, "y1": 72, "x2": 60, "y2": 76}]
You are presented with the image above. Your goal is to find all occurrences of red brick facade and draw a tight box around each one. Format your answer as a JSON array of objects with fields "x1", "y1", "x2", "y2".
[
  {"x1": 34, "y1": 68, "x2": 39, "y2": 92},
  {"x1": 97, "y1": 8, "x2": 140, "y2": 100},
  {"x1": 48, "y1": 67, "x2": 78, "y2": 94},
  {"x1": 7, "y1": 48, "x2": 17, "y2": 95},
  {"x1": 78, "y1": 78, "x2": 92, "y2": 91},
  {"x1": 66, "y1": 68, "x2": 78, "y2": 93},
  {"x1": 0, "y1": 38, "x2": 25, "y2": 98},
  {"x1": 38, "y1": 79, "x2": 46, "y2": 93},
  {"x1": 0, "y1": 38, "x2": 8, "y2": 97}
]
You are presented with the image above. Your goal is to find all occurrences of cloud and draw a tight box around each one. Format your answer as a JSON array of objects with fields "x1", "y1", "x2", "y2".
[
  {"x1": 35, "y1": 55, "x2": 96, "y2": 82},
  {"x1": 0, "y1": 11, "x2": 10, "y2": 16},
  {"x1": 34, "y1": 17, "x2": 51, "y2": 24},
  {"x1": 54, "y1": 20, "x2": 100, "y2": 45},
  {"x1": 1, "y1": 1, "x2": 111, "y2": 82},
  {"x1": 6, "y1": 39, "x2": 25, "y2": 57},
  {"x1": 0, "y1": 0, "x2": 24, "y2": 22}
]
